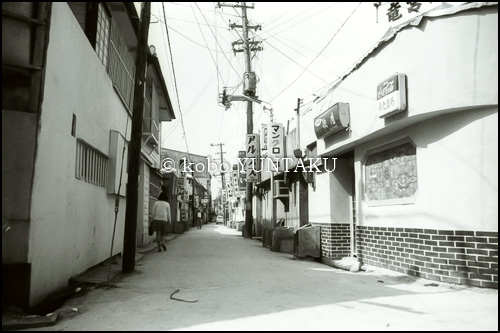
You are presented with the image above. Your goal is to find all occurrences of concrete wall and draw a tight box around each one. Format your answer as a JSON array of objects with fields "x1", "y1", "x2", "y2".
[
  {"x1": 300, "y1": 5, "x2": 498, "y2": 153},
  {"x1": 308, "y1": 171, "x2": 330, "y2": 223},
  {"x1": 355, "y1": 108, "x2": 498, "y2": 231},
  {"x1": 300, "y1": 5, "x2": 498, "y2": 232},
  {"x1": 28, "y1": 3, "x2": 131, "y2": 306}
]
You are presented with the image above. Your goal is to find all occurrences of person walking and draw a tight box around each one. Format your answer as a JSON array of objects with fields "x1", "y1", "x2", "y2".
[
  {"x1": 150, "y1": 192, "x2": 171, "y2": 252},
  {"x1": 196, "y1": 209, "x2": 202, "y2": 229}
]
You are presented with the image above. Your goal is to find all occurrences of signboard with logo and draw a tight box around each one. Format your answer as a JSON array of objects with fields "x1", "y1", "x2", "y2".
[
  {"x1": 314, "y1": 103, "x2": 350, "y2": 139},
  {"x1": 246, "y1": 134, "x2": 260, "y2": 182},
  {"x1": 377, "y1": 73, "x2": 407, "y2": 118}
]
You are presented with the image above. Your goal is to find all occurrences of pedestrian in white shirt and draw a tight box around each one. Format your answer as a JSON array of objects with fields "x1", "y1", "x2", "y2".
[{"x1": 150, "y1": 192, "x2": 171, "y2": 252}]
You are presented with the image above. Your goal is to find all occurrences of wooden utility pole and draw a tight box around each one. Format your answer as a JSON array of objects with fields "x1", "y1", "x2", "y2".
[
  {"x1": 123, "y1": 2, "x2": 150, "y2": 273},
  {"x1": 219, "y1": 2, "x2": 262, "y2": 238},
  {"x1": 241, "y1": 3, "x2": 253, "y2": 238},
  {"x1": 211, "y1": 143, "x2": 226, "y2": 225}
]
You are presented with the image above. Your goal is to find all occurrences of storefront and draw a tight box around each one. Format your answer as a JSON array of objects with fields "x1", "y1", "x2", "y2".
[{"x1": 300, "y1": 3, "x2": 498, "y2": 288}]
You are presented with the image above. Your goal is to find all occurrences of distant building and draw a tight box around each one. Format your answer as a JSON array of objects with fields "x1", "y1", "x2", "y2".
[
  {"x1": 160, "y1": 148, "x2": 211, "y2": 233},
  {"x1": 2, "y1": 2, "x2": 175, "y2": 309}
]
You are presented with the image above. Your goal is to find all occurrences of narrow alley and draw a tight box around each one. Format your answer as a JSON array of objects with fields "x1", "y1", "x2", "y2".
[{"x1": 24, "y1": 223, "x2": 497, "y2": 331}]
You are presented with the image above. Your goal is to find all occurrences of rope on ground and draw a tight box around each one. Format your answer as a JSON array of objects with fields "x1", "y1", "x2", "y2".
[{"x1": 170, "y1": 289, "x2": 198, "y2": 303}]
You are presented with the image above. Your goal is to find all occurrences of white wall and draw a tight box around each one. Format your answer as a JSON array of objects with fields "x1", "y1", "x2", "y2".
[
  {"x1": 299, "y1": 5, "x2": 498, "y2": 232},
  {"x1": 308, "y1": 172, "x2": 331, "y2": 223},
  {"x1": 356, "y1": 108, "x2": 498, "y2": 231},
  {"x1": 300, "y1": 5, "x2": 498, "y2": 152},
  {"x1": 28, "y1": 3, "x2": 132, "y2": 306}
]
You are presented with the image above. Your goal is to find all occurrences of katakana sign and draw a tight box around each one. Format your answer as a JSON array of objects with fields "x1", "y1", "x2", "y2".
[{"x1": 246, "y1": 134, "x2": 260, "y2": 182}]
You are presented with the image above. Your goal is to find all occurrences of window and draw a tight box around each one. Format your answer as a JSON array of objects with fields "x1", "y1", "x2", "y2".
[
  {"x1": 95, "y1": 3, "x2": 110, "y2": 67},
  {"x1": 68, "y1": 3, "x2": 136, "y2": 109},
  {"x1": 76, "y1": 140, "x2": 108, "y2": 187},
  {"x1": 365, "y1": 142, "x2": 417, "y2": 201}
]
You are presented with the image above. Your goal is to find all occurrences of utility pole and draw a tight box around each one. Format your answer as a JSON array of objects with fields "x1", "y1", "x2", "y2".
[
  {"x1": 191, "y1": 169, "x2": 195, "y2": 228},
  {"x1": 211, "y1": 143, "x2": 226, "y2": 226},
  {"x1": 123, "y1": 2, "x2": 150, "y2": 273},
  {"x1": 218, "y1": 2, "x2": 262, "y2": 238}
]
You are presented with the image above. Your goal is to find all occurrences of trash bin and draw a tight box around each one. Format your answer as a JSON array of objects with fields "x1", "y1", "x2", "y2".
[
  {"x1": 294, "y1": 225, "x2": 321, "y2": 258},
  {"x1": 272, "y1": 227, "x2": 294, "y2": 254}
]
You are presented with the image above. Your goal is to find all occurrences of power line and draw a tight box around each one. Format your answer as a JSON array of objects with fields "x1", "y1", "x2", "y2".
[
  {"x1": 264, "y1": 32, "x2": 340, "y2": 82},
  {"x1": 162, "y1": 2, "x2": 191, "y2": 154},
  {"x1": 258, "y1": 36, "x2": 331, "y2": 84},
  {"x1": 263, "y1": 2, "x2": 306, "y2": 29},
  {"x1": 159, "y1": 19, "x2": 230, "y2": 54},
  {"x1": 271, "y1": 2, "x2": 362, "y2": 102},
  {"x1": 189, "y1": 3, "x2": 227, "y2": 88},
  {"x1": 266, "y1": 2, "x2": 341, "y2": 37},
  {"x1": 168, "y1": 2, "x2": 240, "y2": 17},
  {"x1": 162, "y1": 72, "x2": 217, "y2": 143},
  {"x1": 194, "y1": 2, "x2": 242, "y2": 82}
]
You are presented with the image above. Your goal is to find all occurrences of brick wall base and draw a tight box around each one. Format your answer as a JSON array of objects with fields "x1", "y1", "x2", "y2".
[
  {"x1": 357, "y1": 226, "x2": 498, "y2": 289},
  {"x1": 311, "y1": 223, "x2": 351, "y2": 260}
]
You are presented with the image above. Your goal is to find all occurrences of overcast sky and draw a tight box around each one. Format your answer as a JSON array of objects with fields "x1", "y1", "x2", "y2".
[{"x1": 146, "y1": 2, "x2": 450, "y2": 190}]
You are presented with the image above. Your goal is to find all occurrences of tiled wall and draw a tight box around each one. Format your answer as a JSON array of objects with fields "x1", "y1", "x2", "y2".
[
  {"x1": 312, "y1": 223, "x2": 351, "y2": 260},
  {"x1": 357, "y1": 227, "x2": 498, "y2": 289}
]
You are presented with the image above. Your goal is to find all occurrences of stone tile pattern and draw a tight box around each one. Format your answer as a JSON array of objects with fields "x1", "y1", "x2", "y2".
[{"x1": 357, "y1": 227, "x2": 498, "y2": 289}]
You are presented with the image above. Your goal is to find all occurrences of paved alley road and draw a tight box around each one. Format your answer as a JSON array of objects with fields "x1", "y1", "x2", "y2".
[{"x1": 32, "y1": 224, "x2": 497, "y2": 331}]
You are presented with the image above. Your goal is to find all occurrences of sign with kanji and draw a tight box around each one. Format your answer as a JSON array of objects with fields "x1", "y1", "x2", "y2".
[
  {"x1": 246, "y1": 134, "x2": 260, "y2": 182},
  {"x1": 382, "y1": 2, "x2": 440, "y2": 24},
  {"x1": 313, "y1": 103, "x2": 350, "y2": 139},
  {"x1": 377, "y1": 73, "x2": 407, "y2": 118}
]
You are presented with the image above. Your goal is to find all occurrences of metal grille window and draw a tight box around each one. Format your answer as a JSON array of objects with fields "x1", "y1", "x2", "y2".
[
  {"x1": 95, "y1": 3, "x2": 110, "y2": 67},
  {"x1": 365, "y1": 142, "x2": 418, "y2": 200},
  {"x1": 76, "y1": 140, "x2": 108, "y2": 187}
]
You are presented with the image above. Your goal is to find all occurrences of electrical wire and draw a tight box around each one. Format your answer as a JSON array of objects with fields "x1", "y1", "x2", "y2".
[
  {"x1": 194, "y1": 3, "x2": 242, "y2": 82},
  {"x1": 162, "y1": 2, "x2": 191, "y2": 154},
  {"x1": 258, "y1": 37, "x2": 331, "y2": 84},
  {"x1": 265, "y1": 2, "x2": 341, "y2": 38},
  {"x1": 271, "y1": 2, "x2": 362, "y2": 103}
]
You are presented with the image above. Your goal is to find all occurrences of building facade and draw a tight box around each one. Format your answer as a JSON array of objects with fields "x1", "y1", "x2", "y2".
[
  {"x1": 250, "y1": 3, "x2": 497, "y2": 289},
  {"x1": 2, "y1": 2, "x2": 174, "y2": 308},
  {"x1": 296, "y1": 3, "x2": 498, "y2": 288}
]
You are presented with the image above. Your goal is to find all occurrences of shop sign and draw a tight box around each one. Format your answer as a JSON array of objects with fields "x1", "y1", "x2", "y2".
[
  {"x1": 314, "y1": 102, "x2": 350, "y2": 139},
  {"x1": 267, "y1": 124, "x2": 285, "y2": 172},
  {"x1": 238, "y1": 151, "x2": 246, "y2": 190},
  {"x1": 260, "y1": 124, "x2": 268, "y2": 158},
  {"x1": 377, "y1": 73, "x2": 407, "y2": 118},
  {"x1": 246, "y1": 134, "x2": 260, "y2": 182}
]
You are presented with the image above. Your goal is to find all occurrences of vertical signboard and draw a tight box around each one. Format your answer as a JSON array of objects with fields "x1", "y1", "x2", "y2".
[
  {"x1": 246, "y1": 134, "x2": 260, "y2": 182},
  {"x1": 267, "y1": 124, "x2": 285, "y2": 171},
  {"x1": 260, "y1": 124, "x2": 268, "y2": 158},
  {"x1": 238, "y1": 151, "x2": 246, "y2": 190}
]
